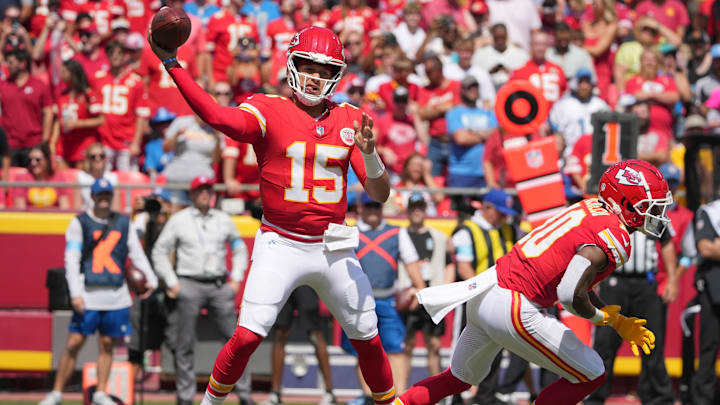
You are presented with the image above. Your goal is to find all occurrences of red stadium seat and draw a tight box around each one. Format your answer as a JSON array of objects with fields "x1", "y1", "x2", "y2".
[{"x1": 5, "y1": 167, "x2": 31, "y2": 208}]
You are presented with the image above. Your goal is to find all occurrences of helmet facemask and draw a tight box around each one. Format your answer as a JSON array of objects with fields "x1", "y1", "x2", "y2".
[
  {"x1": 633, "y1": 190, "x2": 673, "y2": 238},
  {"x1": 287, "y1": 52, "x2": 345, "y2": 106}
]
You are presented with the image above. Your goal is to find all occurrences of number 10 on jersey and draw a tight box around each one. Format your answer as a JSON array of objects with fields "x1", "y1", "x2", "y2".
[{"x1": 285, "y1": 142, "x2": 349, "y2": 204}]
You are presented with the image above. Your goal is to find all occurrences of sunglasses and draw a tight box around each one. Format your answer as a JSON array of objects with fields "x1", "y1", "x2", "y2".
[
  {"x1": 344, "y1": 41, "x2": 363, "y2": 47},
  {"x1": 29, "y1": 156, "x2": 44, "y2": 163},
  {"x1": 214, "y1": 91, "x2": 232, "y2": 96},
  {"x1": 89, "y1": 153, "x2": 106, "y2": 161}
]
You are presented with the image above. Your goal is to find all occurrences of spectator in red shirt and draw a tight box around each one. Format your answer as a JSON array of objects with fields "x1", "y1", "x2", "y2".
[
  {"x1": 294, "y1": 0, "x2": 331, "y2": 31},
  {"x1": 327, "y1": 0, "x2": 379, "y2": 45},
  {"x1": 624, "y1": 49, "x2": 679, "y2": 143},
  {"x1": 636, "y1": 0, "x2": 689, "y2": 44},
  {"x1": 376, "y1": 86, "x2": 424, "y2": 177},
  {"x1": 91, "y1": 40, "x2": 150, "y2": 171},
  {"x1": 417, "y1": 55, "x2": 461, "y2": 176},
  {"x1": 0, "y1": 48, "x2": 53, "y2": 167},
  {"x1": 52, "y1": 59, "x2": 104, "y2": 169},
  {"x1": 11, "y1": 143, "x2": 72, "y2": 210},
  {"x1": 71, "y1": 17, "x2": 110, "y2": 79},
  {"x1": 265, "y1": 0, "x2": 296, "y2": 87},
  {"x1": 376, "y1": 57, "x2": 420, "y2": 116},
  {"x1": 511, "y1": 30, "x2": 568, "y2": 106},
  {"x1": 227, "y1": 36, "x2": 263, "y2": 101},
  {"x1": 204, "y1": 0, "x2": 259, "y2": 85}
]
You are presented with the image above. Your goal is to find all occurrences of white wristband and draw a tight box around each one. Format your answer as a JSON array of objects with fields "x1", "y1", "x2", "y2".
[
  {"x1": 589, "y1": 308, "x2": 605, "y2": 324},
  {"x1": 362, "y1": 148, "x2": 385, "y2": 179}
]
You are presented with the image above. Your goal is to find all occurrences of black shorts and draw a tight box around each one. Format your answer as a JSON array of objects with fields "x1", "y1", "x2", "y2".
[
  {"x1": 404, "y1": 306, "x2": 445, "y2": 337},
  {"x1": 275, "y1": 286, "x2": 321, "y2": 331}
]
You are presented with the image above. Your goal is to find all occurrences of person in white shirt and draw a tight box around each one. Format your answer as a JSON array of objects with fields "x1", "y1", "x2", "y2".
[
  {"x1": 545, "y1": 22, "x2": 596, "y2": 81},
  {"x1": 75, "y1": 142, "x2": 120, "y2": 211},
  {"x1": 39, "y1": 179, "x2": 157, "y2": 405},
  {"x1": 392, "y1": 2, "x2": 426, "y2": 62},
  {"x1": 549, "y1": 68, "x2": 610, "y2": 157},
  {"x1": 472, "y1": 24, "x2": 529, "y2": 89},
  {"x1": 486, "y1": 0, "x2": 541, "y2": 50},
  {"x1": 443, "y1": 37, "x2": 495, "y2": 109}
]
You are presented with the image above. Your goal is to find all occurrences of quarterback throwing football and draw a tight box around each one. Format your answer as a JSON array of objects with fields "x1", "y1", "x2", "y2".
[
  {"x1": 397, "y1": 160, "x2": 672, "y2": 405},
  {"x1": 148, "y1": 26, "x2": 401, "y2": 405}
]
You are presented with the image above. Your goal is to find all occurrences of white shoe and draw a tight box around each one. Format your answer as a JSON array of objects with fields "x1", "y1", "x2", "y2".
[
  {"x1": 262, "y1": 391, "x2": 281, "y2": 405},
  {"x1": 92, "y1": 391, "x2": 116, "y2": 405},
  {"x1": 39, "y1": 391, "x2": 62, "y2": 405},
  {"x1": 319, "y1": 392, "x2": 337, "y2": 405}
]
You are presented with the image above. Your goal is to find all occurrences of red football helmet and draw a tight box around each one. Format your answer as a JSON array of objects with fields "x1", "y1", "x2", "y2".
[
  {"x1": 598, "y1": 160, "x2": 672, "y2": 238},
  {"x1": 286, "y1": 26, "x2": 346, "y2": 106}
]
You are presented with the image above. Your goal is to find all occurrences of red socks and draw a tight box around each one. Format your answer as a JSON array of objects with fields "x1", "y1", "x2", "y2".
[
  {"x1": 349, "y1": 336, "x2": 397, "y2": 404},
  {"x1": 398, "y1": 368, "x2": 471, "y2": 405},
  {"x1": 535, "y1": 374, "x2": 606, "y2": 405},
  {"x1": 206, "y1": 326, "x2": 264, "y2": 398}
]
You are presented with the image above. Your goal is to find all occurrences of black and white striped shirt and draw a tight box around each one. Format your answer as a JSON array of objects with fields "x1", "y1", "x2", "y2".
[{"x1": 616, "y1": 226, "x2": 674, "y2": 275}]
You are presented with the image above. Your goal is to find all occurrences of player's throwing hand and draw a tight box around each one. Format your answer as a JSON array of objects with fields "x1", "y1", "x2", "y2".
[
  {"x1": 353, "y1": 113, "x2": 376, "y2": 154},
  {"x1": 146, "y1": 28, "x2": 177, "y2": 64}
]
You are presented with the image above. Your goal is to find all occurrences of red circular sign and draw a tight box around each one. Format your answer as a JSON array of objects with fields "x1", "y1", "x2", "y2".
[{"x1": 494, "y1": 80, "x2": 549, "y2": 134}]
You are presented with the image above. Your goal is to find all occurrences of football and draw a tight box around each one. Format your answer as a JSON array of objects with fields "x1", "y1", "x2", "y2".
[
  {"x1": 150, "y1": 6, "x2": 191, "y2": 50},
  {"x1": 395, "y1": 287, "x2": 416, "y2": 312},
  {"x1": 126, "y1": 266, "x2": 149, "y2": 296}
]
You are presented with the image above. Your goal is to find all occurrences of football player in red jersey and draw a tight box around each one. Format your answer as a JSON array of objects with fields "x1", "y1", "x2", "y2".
[
  {"x1": 396, "y1": 160, "x2": 673, "y2": 405},
  {"x1": 148, "y1": 26, "x2": 401, "y2": 405}
]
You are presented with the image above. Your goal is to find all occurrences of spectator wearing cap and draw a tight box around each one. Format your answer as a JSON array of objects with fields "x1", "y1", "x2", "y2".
[
  {"x1": 110, "y1": 17, "x2": 130, "y2": 41},
  {"x1": 152, "y1": 175, "x2": 252, "y2": 405},
  {"x1": 144, "y1": 107, "x2": 176, "y2": 179},
  {"x1": 91, "y1": 40, "x2": 150, "y2": 172},
  {"x1": 685, "y1": 29, "x2": 712, "y2": 85},
  {"x1": 472, "y1": 23, "x2": 529, "y2": 89},
  {"x1": 10, "y1": 143, "x2": 73, "y2": 210},
  {"x1": 636, "y1": 0, "x2": 689, "y2": 45},
  {"x1": 71, "y1": 17, "x2": 110, "y2": 80},
  {"x1": 546, "y1": 22, "x2": 596, "y2": 88},
  {"x1": 549, "y1": 68, "x2": 609, "y2": 157},
  {"x1": 417, "y1": 55, "x2": 461, "y2": 177},
  {"x1": 375, "y1": 86, "x2": 423, "y2": 177},
  {"x1": 391, "y1": 2, "x2": 426, "y2": 62},
  {"x1": 624, "y1": 49, "x2": 679, "y2": 145},
  {"x1": 52, "y1": 59, "x2": 104, "y2": 169},
  {"x1": 695, "y1": 44, "x2": 720, "y2": 115},
  {"x1": 76, "y1": 142, "x2": 120, "y2": 211},
  {"x1": 511, "y1": 30, "x2": 568, "y2": 106},
  {"x1": 342, "y1": 192, "x2": 421, "y2": 396},
  {"x1": 397, "y1": 192, "x2": 452, "y2": 394},
  {"x1": 449, "y1": 189, "x2": 521, "y2": 403},
  {"x1": 0, "y1": 48, "x2": 53, "y2": 167},
  {"x1": 123, "y1": 32, "x2": 144, "y2": 71},
  {"x1": 38, "y1": 178, "x2": 157, "y2": 405},
  {"x1": 442, "y1": 37, "x2": 495, "y2": 110},
  {"x1": 613, "y1": 16, "x2": 662, "y2": 92},
  {"x1": 445, "y1": 75, "x2": 497, "y2": 189}
]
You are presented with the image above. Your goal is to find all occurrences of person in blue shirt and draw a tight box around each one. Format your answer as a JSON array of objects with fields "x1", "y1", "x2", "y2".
[
  {"x1": 240, "y1": 0, "x2": 280, "y2": 43},
  {"x1": 445, "y1": 76, "x2": 498, "y2": 188}
]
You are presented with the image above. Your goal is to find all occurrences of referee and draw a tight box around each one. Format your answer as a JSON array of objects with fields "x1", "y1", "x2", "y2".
[{"x1": 585, "y1": 227, "x2": 679, "y2": 405}]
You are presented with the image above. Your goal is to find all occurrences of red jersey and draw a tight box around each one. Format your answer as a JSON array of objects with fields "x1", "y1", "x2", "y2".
[
  {"x1": 294, "y1": 9, "x2": 331, "y2": 30},
  {"x1": 624, "y1": 74, "x2": 677, "y2": 139},
  {"x1": 636, "y1": 0, "x2": 689, "y2": 33},
  {"x1": 266, "y1": 17, "x2": 296, "y2": 87},
  {"x1": 72, "y1": 50, "x2": 110, "y2": 81},
  {"x1": 137, "y1": 47, "x2": 194, "y2": 117},
  {"x1": 376, "y1": 113, "x2": 421, "y2": 174},
  {"x1": 223, "y1": 137, "x2": 260, "y2": 201},
  {"x1": 327, "y1": 6, "x2": 379, "y2": 38},
  {"x1": 378, "y1": 0, "x2": 405, "y2": 32},
  {"x1": 237, "y1": 94, "x2": 369, "y2": 240},
  {"x1": 55, "y1": 91, "x2": 102, "y2": 162},
  {"x1": 511, "y1": 60, "x2": 567, "y2": 105},
  {"x1": 205, "y1": 9, "x2": 259, "y2": 82},
  {"x1": 564, "y1": 133, "x2": 592, "y2": 187},
  {"x1": 117, "y1": 0, "x2": 161, "y2": 33},
  {"x1": 496, "y1": 199, "x2": 631, "y2": 307},
  {"x1": 72, "y1": 0, "x2": 125, "y2": 36},
  {"x1": 91, "y1": 69, "x2": 150, "y2": 150},
  {"x1": 377, "y1": 80, "x2": 419, "y2": 115},
  {"x1": 0, "y1": 75, "x2": 53, "y2": 149},
  {"x1": 417, "y1": 80, "x2": 461, "y2": 138}
]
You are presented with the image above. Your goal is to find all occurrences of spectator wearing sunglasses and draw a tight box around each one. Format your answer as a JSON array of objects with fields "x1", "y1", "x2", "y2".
[
  {"x1": 76, "y1": 142, "x2": 120, "y2": 211},
  {"x1": 70, "y1": 16, "x2": 109, "y2": 80},
  {"x1": 10, "y1": 143, "x2": 72, "y2": 210}
]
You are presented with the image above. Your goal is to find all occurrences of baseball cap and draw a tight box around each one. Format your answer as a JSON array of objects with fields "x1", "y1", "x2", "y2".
[
  {"x1": 711, "y1": 44, "x2": 720, "y2": 59},
  {"x1": 461, "y1": 75, "x2": 479, "y2": 88},
  {"x1": 150, "y1": 188, "x2": 172, "y2": 202},
  {"x1": 111, "y1": 17, "x2": 130, "y2": 31},
  {"x1": 150, "y1": 107, "x2": 177, "y2": 124},
  {"x1": 659, "y1": 163, "x2": 681, "y2": 185},
  {"x1": 659, "y1": 43, "x2": 677, "y2": 55},
  {"x1": 393, "y1": 85, "x2": 409, "y2": 101},
  {"x1": 470, "y1": 0, "x2": 488, "y2": 14},
  {"x1": 687, "y1": 29, "x2": 710, "y2": 44},
  {"x1": 685, "y1": 114, "x2": 707, "y2": 130},
  {"x1": 483, "y1": 189, "x2": 518, "y2": 216},
  {"x1": 190, "y1": 175, "x2": 215, "y2": 191},
  {"x1": 407, "y1": 192, "x2": 427, "y2": 209},
  {"x1": 91, "y1": 178, "x2": 114, "y2": 195},
  {"x1": 124, "y1": 32, "x2": 144, "y2": 51}
]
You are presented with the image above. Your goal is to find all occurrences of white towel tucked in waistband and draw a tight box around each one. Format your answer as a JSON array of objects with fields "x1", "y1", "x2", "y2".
[{"x1": 416, "y1": 267, "x2": 498, "y2": 324}]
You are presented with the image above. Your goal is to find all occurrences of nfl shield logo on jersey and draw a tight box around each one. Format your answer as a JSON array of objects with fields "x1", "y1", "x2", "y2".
[
  {"x1": 340, "y1": 128, "x2": 355, "y2": 146},
  {"x1": 316, "y1": 126, "x2": 325, "y2": 136},
  {"x1": 525, "y1": 149, "x2": 544, "y2": 168}
]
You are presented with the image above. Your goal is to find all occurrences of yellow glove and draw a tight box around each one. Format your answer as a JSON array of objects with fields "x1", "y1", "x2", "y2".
[
  {"x1": 612, "y1": 315, "x2": 656, "y2": 356},
  {"x1": 593, "y1": 305, "x2": 622, "y2": 326}
]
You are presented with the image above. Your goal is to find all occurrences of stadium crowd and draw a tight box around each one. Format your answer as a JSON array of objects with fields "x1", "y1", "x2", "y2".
[{"x1": 3, "y1": 0, "x2": 720, "y2": 403}]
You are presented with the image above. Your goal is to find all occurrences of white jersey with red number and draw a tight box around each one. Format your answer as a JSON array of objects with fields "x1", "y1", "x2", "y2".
[
  {"x1": 137, "y1": 47, "x2": 194, "y2": 117},
  {"x1": 511, "y1": 60, "x2": 567, "y2": 105},
  {"x1": 205, "y1": 9, "x2": 259, "y2": 82},
  {"x1": 237, "y1": 94, "x2": 369, "y2": 241},
  {"x1": 496, "y1": 198, "x2": 631, "y2": 307},
  {"x1": 91, "y1": 69, "x2": 150, "y2": 150}
]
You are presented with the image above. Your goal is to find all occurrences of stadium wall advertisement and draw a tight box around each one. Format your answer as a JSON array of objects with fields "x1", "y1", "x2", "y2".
[{"x1": 0, "y1": 212, "x2": 717, "y2": 377}]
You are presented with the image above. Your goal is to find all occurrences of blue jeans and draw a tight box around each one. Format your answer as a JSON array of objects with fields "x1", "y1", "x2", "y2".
[{"x1": 427, "y1": 138, "x2": 450, "y2": 177}]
